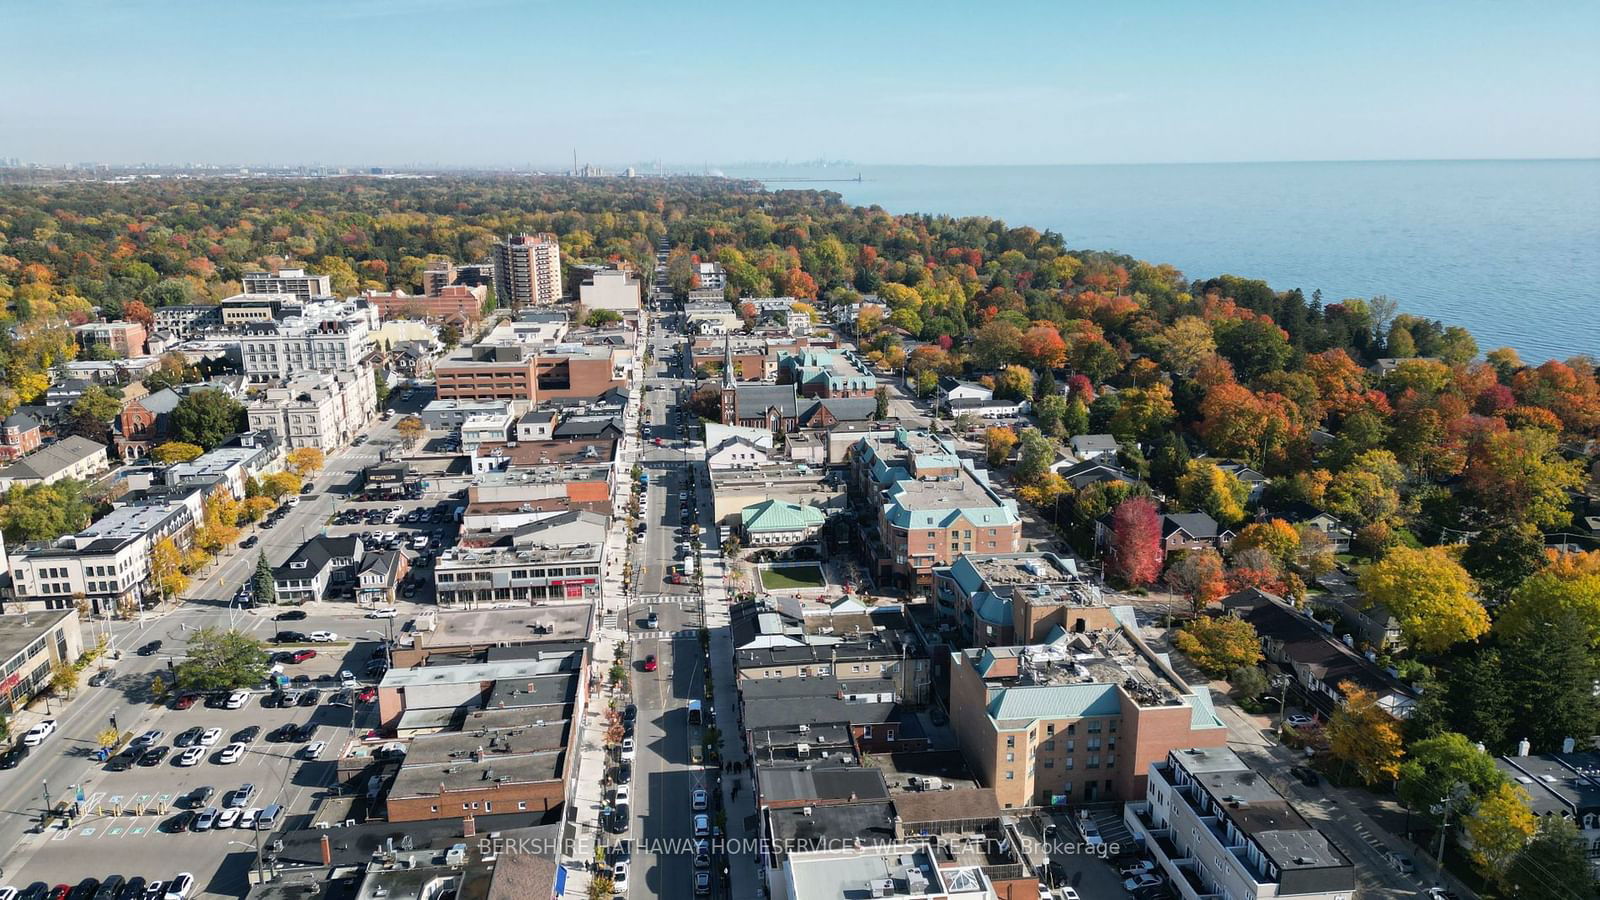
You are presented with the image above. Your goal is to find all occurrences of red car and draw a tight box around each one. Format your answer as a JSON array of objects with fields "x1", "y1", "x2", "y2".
[
  {"x1": 357, "y1": 687, "x2": 377, "y2": 703},
  {"x1": 666, "y1": 575, "x2": 687, "y2": 585},
  {"x1": 174, "y1": 692, "x2": 201, "y2": 710},
  {"x1": 51, "y1": 885, "x2": 71, "y2": 900},
  {"x1": 291, "y1": 649, "x2": 317, "y2": 663},
  {"x1": 643, "y1": 655, "x2": 658, "y2": 672}
]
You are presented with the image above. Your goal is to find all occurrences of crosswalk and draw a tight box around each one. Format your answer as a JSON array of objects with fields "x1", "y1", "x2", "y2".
[
  {"x1": 601, "y1": 613, "x2": 619, "y2": 629},
  {"x1": 633, "y1": 628, "x2": 701, "y2": 641},
  {"x1": 629, "y1": 594, "x2": 701, "y2": 607}
]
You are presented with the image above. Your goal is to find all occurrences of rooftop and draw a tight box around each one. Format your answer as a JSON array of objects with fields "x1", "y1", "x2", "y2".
[
  {"x1": 0, "y1": 435, "x2": 107, "y2": 480},
  {"x1": 435, "y1": 543, "x2": 602, "y2": 568},
  {"x1": 1165, "y1": 747, "x2": 1351, "y2": 873},
  {"x1": 389, "y1": 750, "x2": 564, "y2": 799},
  {"x1": 380, "y1": 655, "x2": 581, "y2": 691},
  {"x1": 0, "y1": 608, "x2": 75, "y2": 663},
  {"x1": 403, "y1": 718, "x2": 570, "y2": 767},
  {"x1": 411, "y1": 605, "x2": 593, "y2": 649},
  {"x1": 786, "y1": 844, "x2": 955, "y2": 899},
  {"x1": 767, "y1": 801, "x2": 900, "y2": 855}
]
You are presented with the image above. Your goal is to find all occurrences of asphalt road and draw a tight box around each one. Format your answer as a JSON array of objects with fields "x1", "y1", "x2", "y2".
[{"x1": 0, "y1": 391, "x2": 438, "y2": 895}]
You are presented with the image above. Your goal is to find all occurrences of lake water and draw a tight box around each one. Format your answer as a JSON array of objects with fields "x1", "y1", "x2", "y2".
[{"x1": 723, "y1": 160, "x2": 1599, "y2": 363}]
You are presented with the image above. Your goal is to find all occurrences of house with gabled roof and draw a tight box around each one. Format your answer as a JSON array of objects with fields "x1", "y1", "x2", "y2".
[{"x1": 273, "y1": 535, "x2": 364, "y2": 604}]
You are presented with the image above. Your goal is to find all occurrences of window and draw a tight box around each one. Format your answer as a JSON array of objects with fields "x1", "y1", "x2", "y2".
[
  {"x1": 1088, "y1": 755, "x2": 1100, "y2": 769},
  {"x1": 1006, "y1": 736, "x2": 1015, "y2": 748},
  {"x1": 1046, "y1": 723, "x2": 1055, "y2": 736},
  {"x1": 1005, "y1": 771, "x2": 1014, "y2": 781},
  {"x1": 1006, "y1": 752, "x2": 1015, "y2": 762},
  {"x1": 1066, "y1": 723, "x2": 1076, "y2": 736},
  {"x1": 1043, "y1": 758, "x2": 1054, "y2": 768}
]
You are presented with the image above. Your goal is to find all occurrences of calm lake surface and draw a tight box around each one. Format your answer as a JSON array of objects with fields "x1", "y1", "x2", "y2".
[{"x1": 725, "y1": 160, "x2": 1599, "y2": 363}]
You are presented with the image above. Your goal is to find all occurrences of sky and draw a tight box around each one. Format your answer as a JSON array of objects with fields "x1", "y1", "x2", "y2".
[{"x1": 2, "y1": 0, "x2": 1596, "y2": 168}]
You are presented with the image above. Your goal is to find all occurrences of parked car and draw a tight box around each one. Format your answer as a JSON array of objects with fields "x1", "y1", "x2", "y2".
[
  {"x1": 694, "y1": 871, "x2": 710, "y2": 895},
  {"x1": 176, "y1": 747, "x2": 205, "y2": 767},
  {"x1": 620, "y1": 737, "x2": 635, "y2": 762},
  {"x1": 693, "y1": 813, "x2": 709, "y2": 837},
  {"x1": 1285, "y1": 713, "x2": 1316, "y2": 728},
  {"x1": 1388, "y1": 852, "x2": 1415, "y2": 875},
  {"x1": 1, "y1": 742, "x2": 30, "y2": 768},
  {"x1": 218, "y1": 742, "x2": 246, "y2": 764},
  {"x1": 138, "y1": 746, "x2": 171, "y2": 766},
  {"x1": 1290, "y1": 765, "x2": 1321, "y2": 786},
  {"x1": 301, "y1": 740, "x2": 327, "y2": 759},
  {"x1": 225, "y1": 690, "x2": 250, "y2": 709},
  {"x1": 1119, "y1": 860, "x2": 1157, "y2": 878},
  {"x1": 227, "y1": 784, "x2": 256, "y2": 808},
  {"x1": 309, "y1": 631, "x2": 338, "y2": 642},
  {"x1": 173, "y1": 692, "x2": 201, "y2": 710},
  {"x1": 162, "y1": 875, "x2": 193, "y2": 900},
  {"x1": 299, "y1": 689, "x2": 322, "y2": 706},
  {"x1": 1123, "y1": 874, "x2": 1165, "y2": 892},
  {"x1": 290, "y1": 648, "x2": 317, "y2": 663},
  {"x1": 643, "y1": 655, "x2": 657, "y2": 672},
  {"x1": 691, "y1": 788, "x2": 707, "y2": 810},
  {"x1": 238, "y1": 807, "x2": 261, "y2": 829},
  {"x1": 188, "y1": 786, "x2": 215, "y2": 807}
]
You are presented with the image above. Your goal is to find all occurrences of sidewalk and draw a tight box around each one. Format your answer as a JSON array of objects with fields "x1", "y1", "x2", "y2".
[{"x1": 702, "y1": 566, "x2": 764, "y2": 898}]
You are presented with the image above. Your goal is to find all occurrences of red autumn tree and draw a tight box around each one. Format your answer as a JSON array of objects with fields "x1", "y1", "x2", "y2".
[
  {"x1": 1019, "y1": 324, "x2": 1067, "y2": 370},
  {"x1": 122, "y1": 299, "x2": 155, "y2": 330},
  {"x1": 1110, "y1": 497, "x2": 1164, "y2": 587}
]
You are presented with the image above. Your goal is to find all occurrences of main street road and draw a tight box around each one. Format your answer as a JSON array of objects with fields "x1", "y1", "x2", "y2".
[{"x1": 0, "y1": 392, "x2": 428, "y2": 876}]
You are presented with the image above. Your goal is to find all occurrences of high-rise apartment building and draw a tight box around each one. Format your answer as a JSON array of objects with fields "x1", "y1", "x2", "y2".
[{"x1": 491, "y1": 233, "x2": 562, "y2": 309}]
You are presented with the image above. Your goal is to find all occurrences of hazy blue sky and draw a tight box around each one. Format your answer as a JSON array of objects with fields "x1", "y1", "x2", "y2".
[{"x1": 3, "y1": 0, "x2": 1596, "y2": 167}]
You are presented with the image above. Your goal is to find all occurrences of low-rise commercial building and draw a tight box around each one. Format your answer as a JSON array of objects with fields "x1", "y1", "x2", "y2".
[
  {"x1": 376, "y1": 645, "x2": 584, "y2": 734},
  {"x1": 362, "y1": 286, "x2": 485, "y2": 327},
  {"x1": 420, "y1": 399, "x2": 513, "y2": 430},
  {"x1": 0, "y1": 609, "x2": 85, "y2": 714},
  {"x1": 391, "y1": 603, "x2": 593, "y2": 668},
  {"x1": 731, "y1": 598, "x2": 932, "y2": 705},
  {"x1": 152, "y1": 303, "x2": 224, "y2": 337},
  {"x1": 239, "y1": 298, "x2": 376, "y2": 381},
  {"x1": 273, "y1": 536, "x2": 364, "y2": 604},
  {"x1": 741, "y1": 499, "x2": 827, "y2": 546},
  {"x1": 775, "y1": 844, "x2": 990, "y2": 900},
  {"x1": 1126, "y1": 747, "x2": 1354, "y2": 900},
  {"x1": 932, "y1": 551, "x2": 1104, "y2": 648},
  {"x1": 949, "y1": 617, "x2": 1228, "y2": 808},
  {"x1": 433, "y1": 544, "x2": 603, "y2": 608},
  {"x1": 434, "y1": 344, "x2": 628, "y2": 405},
  {"x1": 576, "y1": 267, "x2": 641, "y2": 312}
]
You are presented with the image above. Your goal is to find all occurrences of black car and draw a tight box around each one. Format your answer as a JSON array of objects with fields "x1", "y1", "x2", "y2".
[
  {"x1": 299, "y1": 689, "x2": 321, "y2": 706},
  {"x1": 623, "y1": 704, "x2": 637, "y2": 724},
  {"x1": 268, "y1": 724, "x2": 298, "y2": 743},
  {"x1": 118, "y1": 879, "x2": 147, "y2": 900},
  {"x1": 67, "y1": 878, "x2": 100, "y2": 900},
  {"x1": 240, "y1": 535, "x2": 259, "y2": 549},
  {"x1": 92, "y1": 875, "x2": 125, "y2": 900},
  {"x1": 1, "y1": 742, "x2": 29, "y2": 768},
  {"x1": 233, "y1": 725, "x2": 261, "y2": 743},
  {"x1": 294, "y1": 722, "x2": 319, "y2": 742},
  {"x1": 105, "y1": 748, "x2": 137, "y2": 771},
  {"x1": 137, "y1": 746, "x2": 170, "y2": 766},
  {"x1": 162, "y1": 810, "x2": 195, "y2": 833},
  {"x1": 273, "y1": 631, "x2": 308, "y2": 643},
  {"x1": 138, "y1": 640, "x2": 162, "y2": 656},
  {"x1": 88, "y1": 669, "x2": 112, "y2": 687},
  {"x1": 276, "y1": 610, "x2": 308, "y2": 621},
  {"x1": 328, "y1": 691, "x2": 353, "y2": 708},
  {"x1": 189, "y1": 785, "x2": 215, "y2": 807},
  {"x1": 1290, "y1": 765, "x2": 1321, "y2": 787},
  {"x1": 174, "y1": 726, "x2": 204, "y2": 748},
  {"x1": 18, "y1": 882, "x2": 51, "y2": 900}
]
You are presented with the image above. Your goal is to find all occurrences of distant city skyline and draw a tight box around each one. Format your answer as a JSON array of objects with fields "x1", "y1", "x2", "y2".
[{"x1": 3, "y1": 0, "x2": 1596, "y2": 167}]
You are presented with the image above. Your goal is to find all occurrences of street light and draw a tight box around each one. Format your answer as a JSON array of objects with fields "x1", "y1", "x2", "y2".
[{"x1": 228, "y1": 832, "x2": 266, "y2": 886}]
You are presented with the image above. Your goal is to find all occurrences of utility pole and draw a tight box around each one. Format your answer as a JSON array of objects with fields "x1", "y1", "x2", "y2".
[{"x1": 1431, "y1": 783, "x2": 1469, "y2": 888}]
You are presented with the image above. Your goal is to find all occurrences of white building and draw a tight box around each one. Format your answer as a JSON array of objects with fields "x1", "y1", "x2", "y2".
[
  {"x1": 4, "y1": 496, "x2": 198, "y2": 616},
  {"x1": 777, "y1": 844, "x2": 989, "y2": 900},
  {"x1": 246, "y1": 370, "x2": 376, "y2": 453},
  {"x1": 239, "y1": 298, "x2": 377, "y2": 382},
  {"x1": 1069, "y1": 433, "x2": 1120, "y2": 461},
  {"x1": 577, "y1": 268, "x2": 641, "y2": 312},
  {"x1": 460, "y1": 413, "x2": 513, "y2": 453},
  {"x1": 1125, "y1": 747, "x2": 1356, "y2": 900},
  {"x1": 433, "y1": 543, "x2": 603, "y2": 608},
  {"x1": 241, "y1": 267, "x2": 331, "y2": 300}
]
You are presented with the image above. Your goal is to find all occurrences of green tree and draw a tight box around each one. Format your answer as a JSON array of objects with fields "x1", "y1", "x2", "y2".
[
  {"x1": 1495, "y1": 570, "x2": 1600, "y2": 649},
  {"x1": 253, "y1": 553, "x2": 277, "y2": 605},
  {"x1": 1505, "y1": 816, "x2": 1596, "y2": 900},
  {"x1": 1229, "y1": 665, "x2": 1269, "y2": 701},
  {"x1": 1397, "y1": 731, "x2": 1504, "y2": 824},
  {"x1": 169, "y1": 388, "x2": 245, "y2": 450},
  {"x1": 69, "y1": 384, "x2": 122, "y2": 423},
  {"x1": 0, "y1": 479, "x2": 97, "y2": 543},
  {"x1": 1461, "y1": 524, "x2": 1546, "y2": 606},
  {"x1": 373, "y1": 368, "x2": 391, "y2": 409},
  {"x1": 1062, "y1": 398, "x2": 1089, "y2": 437},
  {"x1": 873, "y1": 387, "x2": 889, "y2": 419},
  {"x1": 1013, "y1": 428, "x2": 1055, "y2": 486},
  {"x1": 1215, "y1": 317, "x2": 1291, "y2": 381},
  {"x1": 1501, "y1": 613, "x2": 1600, "y2": 753},
  {"x1": 173, "y1": 627, "x2": 268, "y2": 692}
]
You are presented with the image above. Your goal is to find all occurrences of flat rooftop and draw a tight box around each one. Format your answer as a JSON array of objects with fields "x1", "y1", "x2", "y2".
[
  {"x1": 787, "y1": 845, "x2": 950, "y2": 899},
  {"x1": 435, "y1": 543, "x2": 602, "y2": 569},
  {"x1": 889, "y1": 474, "x2": 1005, "y2": 512},
  {"x1": 0, "y1": 609, "x2": 74, "y2": 663},
  {"x1": 767, "y1": 801, "x2": 900, "y2": 854},
  {"x1": 965, "y1": 623, "x2": 1193, "y2": 709},
  {"x1": 1172, "y1": 747, "x2": 1349, "y2": 872},
  {"x1": 416, "y1": 604, "x2": 592, "y2": 647},
  {"x1": 404, "y1": 719, "x2": 570, "y2": 766},
  {"x1": 380, "y1": 655, "x2": 579, "y2": 690},
  {"x1": 389, "y1": 748, "x2": 565, "y2": 798}
]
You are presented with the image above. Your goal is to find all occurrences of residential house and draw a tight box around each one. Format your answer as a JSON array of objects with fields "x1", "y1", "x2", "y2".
[
  {"x1": 1221, "y1": 587, "x2": 1417, "y2": 719},
  {"x1": 357, "y1": 550, "x2": 407, "y2": 606},
  {"x1": 1216, "y1": 461, "x2": 1270, "y2": 504},
  {"x1": 1264, "y1": 502, "x2": 1354, "y2": 553},
  {"x1": 273, "y1": 536, "x2": 364, "y2": 604},
  {"x1": 937, "y1": 376, "x2": 992, "y2": 408},
  {"x1": 1056, "y1": 458, "x2": 1138, "y2": 492},
  {"x1": 0, "y1": 413, "x2": 43, "y2": 462},
  {"x1": 1069, "y1": 434, "x2": 1120, "y2": 461},
  {"x1": 1494, "y1": 750, "x2": 1600, "y2": 878}
]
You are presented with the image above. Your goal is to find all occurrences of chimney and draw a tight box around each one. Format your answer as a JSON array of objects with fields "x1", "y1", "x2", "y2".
[
  {"x1": 892, "y1": 815, "x2": 904, "y2": 840},
  {"x1": 1517, "y1": 738, "x2": 1532, "y2": 757},
  {"x1": 463, "y1": 814, "x2": 476, "y2": 837},
  {"x1": 320, "y1": 834, "x2": 332, "y2": 865}
]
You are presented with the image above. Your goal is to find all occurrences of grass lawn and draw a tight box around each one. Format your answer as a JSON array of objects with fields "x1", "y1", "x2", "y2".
[{"x1": 759, "y1": 564, "x2": 827, "y2": 591}]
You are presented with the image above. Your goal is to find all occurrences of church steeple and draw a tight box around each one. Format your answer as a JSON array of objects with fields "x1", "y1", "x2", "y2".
[{"x1": 719, "y1": 332, "x2": 736, "y2": 423}]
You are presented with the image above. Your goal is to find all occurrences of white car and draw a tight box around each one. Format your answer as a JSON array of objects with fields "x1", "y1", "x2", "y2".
[
  {"x1": 21, "y1": 719, "x2": 57, "y2": 746},
  {"x1": 177, "y1": 747, "x2": 205, "y2": 767},
  {"x1": 1056, "y1": 889, "x2": 1080, "y2": 900},
  {"x1": 301, "y1": 741, "x2": 326, "y2": 759},
  {"x1": 1124, "y1": 873, "x2": 1165, "y2": 892},
  {"x1": 367, "y1": 608, "x2": 398, "y2": 619},
  {"x1": 199, "y1": 727, "x2": 223, "y2": 746},
  {"x1": 691, "y1": 788, "x2": 707, "y2": 811},
  {"x1": 1285, "y1": 714, "x2": 1316, "y2": 728},
  {"x1": 613, "y1": 786, "x2": 631, "y2": 808},
  {"x1": 163, "y1": 873, "x2": 194, "y2": 900},
  {"x1": 620, "y1": 737, "x2": 635, "y2": 762},
  {"x1": 692, "y1": 813, "x2": 709, "y2": 837},
  {"x1": 237, "y1": 807, "x2": 261, "y2": 829},
  {"x1": 611, "y1": 860, "x2": 629, "y2": 892},
  {"x1": 1120, "y1": 860, "x2": 1157, "y2": 878},
  {"x1": 216, "y1": 807, "x2": 243, "y2": 828},
  {"x1": 340, "y1": 670, "x2": 357, "y2": 688},
  {"x1": 224, "y1": 690, "x2": 249, "y2": 709},
  {"x1": 131, "y1": 729, "x2": 163, "y2": 748},
  {"x1": 218, "y1": 742, "x2": 246, "y2": 764},
  {"x1": 310, "y1": 631, "x2": 338, "y2": 642}
]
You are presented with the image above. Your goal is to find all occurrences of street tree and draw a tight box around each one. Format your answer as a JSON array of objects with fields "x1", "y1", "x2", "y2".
[
  {"x1": 1108, "y1": 496, "x2": 1164, "y2": 587},
  {"x1": 254, "y1": 554, "x2": 277, "y2": 605},
  {"x1": 1326, "y1": 683, "x2": 1404, "y2": 786},
  {"x1": 1463, "y1": 782, "x2": 1537, "y2": 887},
  {"x1": 396, "y1": 415, "x2": 425, "y2": 446},
  {"x1": 1505, "y1": 816, "x2": 1595, "y2": 900},
  {"x1": 1397, "y1": 731, "x2": 1504, "y2": 823},
  {"x1": 173, "y1": 627, "x2": 268, "y2": 692},
  {"x1": 1164, "y1": 549, "x2": 1227, "y2": 613},
  {"x1": 285, "y1": 447, "x2": 326, "y2": 478},
  {"x1": 151, "y1": 536, "x2": 188, "y2": 600}
]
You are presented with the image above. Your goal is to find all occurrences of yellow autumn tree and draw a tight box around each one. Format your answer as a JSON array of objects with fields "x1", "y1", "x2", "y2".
[
  {"x1": 1231, "y1": 519, "x2": 1301, "y2": 570},
  {"x1": 194, "y1": 487, "x2": 242, "y2": 553},
  {"x1": 1326, "y1": 682, "x2": 1404, "y2": 785},
  {"x1": 260, "y1": 471, "x2": 302, "y2": 499},
  {"x1": 285, "y1": 447, "x2": 325, "y2": 478},
  {"x1": 1172, "y1": 614, "x2": 1262, "y2": 676},
  {"x1": 151, "y1": 441, "x2": 205, "y2": 464},
  {"x1": 151, "y1": 537, "x2": 188, "y2": 600},
  {"x1": 1358, "y1": 546, "x2": 1488, "y2": 653},
  {"x1": 1463, "y1": 781, "x2": 1537, "y2": 886}
]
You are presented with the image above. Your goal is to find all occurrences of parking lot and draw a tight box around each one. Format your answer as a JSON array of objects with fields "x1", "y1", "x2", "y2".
[{"x1": 319, "y1": 496, "x2": 462, "y2": 605}]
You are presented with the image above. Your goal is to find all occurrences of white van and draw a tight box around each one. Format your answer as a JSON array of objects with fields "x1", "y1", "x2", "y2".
[{"x1": 256, "y1": 803, "x2": 284, "y2": 831}]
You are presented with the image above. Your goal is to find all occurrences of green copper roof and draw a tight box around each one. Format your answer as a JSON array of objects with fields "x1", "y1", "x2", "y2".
[
  {"x1": 741, "y1": 499, "x2": 826, "y2": 533},
  {"x1": 987, "y1": 683, "x2": 1123, "y2": 723}
]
